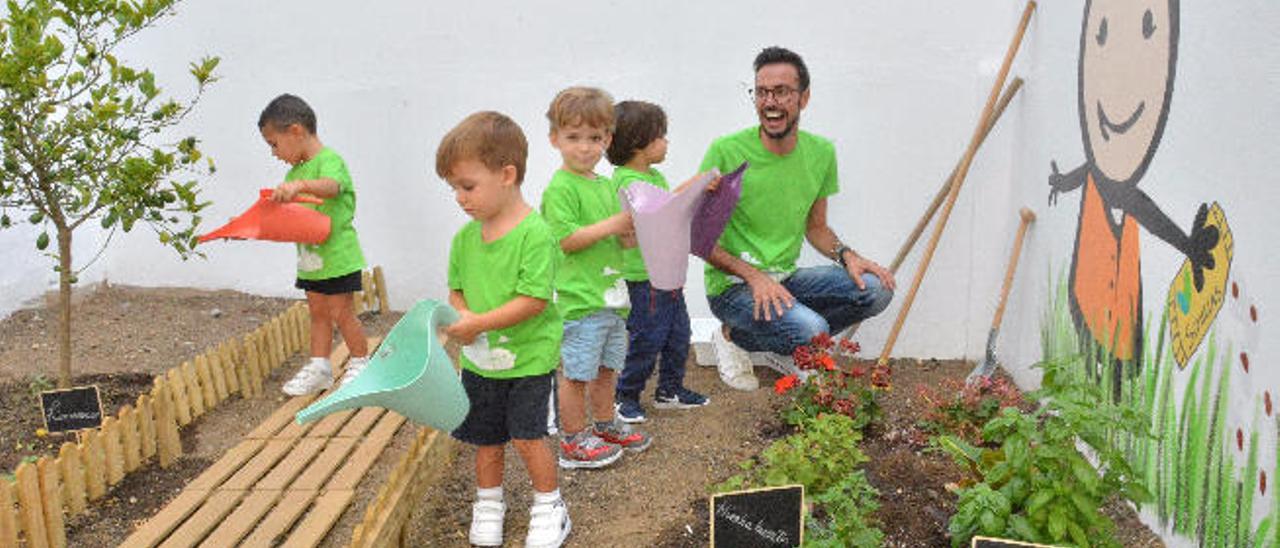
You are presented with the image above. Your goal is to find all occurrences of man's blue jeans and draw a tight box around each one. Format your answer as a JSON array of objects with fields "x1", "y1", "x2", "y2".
[
  {"x1": 617, "y1": 281, "x2": 691, "y2": 399},
  {"x1": 707, "y1": 265, "x2": 893, "y2": 356}
]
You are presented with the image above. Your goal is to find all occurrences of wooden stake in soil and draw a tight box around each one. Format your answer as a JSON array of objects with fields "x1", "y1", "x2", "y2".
[
  {"x1": 119, "y1": 406, "x2": 142, "y2": 473},
  {"x1": 182, "y1": 361, "x2": 206, "y2": 418},
  {"x1": 374, "y1": 266, "x2": 390, "y2": 313},
  {"x1": 14, "y1": 462, "x2": 48, "y2": 548},
  {"x1": 81, "y1": 429, "x2": 106, "y2": 500},
  {"x1": 877, "y1": 0, "x2": 1037, "y2": 367},
  {"x1": 57, "y1": 442, "x2": 86, "y2": 516},
  {"x1": 0, "y1": 478, "x2": 19, "y2": 547},
  {"x1": 137, "y1": 394, "x2": 156, "y2": 461},
  {"x1": 166, "y1": 368, "x2": 192, "y2": 426},
  {"x1": 220, "y1": 343, "x2": 240, "y2": 396},
  {"x1": 36, "y1": 457, "x2": 65, "y2": 548},
  {"x1": 101, "y1": 416, "x2": 125, "y2": 486}
]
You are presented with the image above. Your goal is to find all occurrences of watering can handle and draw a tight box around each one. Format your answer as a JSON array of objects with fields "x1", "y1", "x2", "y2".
[{"x1": 258, "y1": 188, "x2": 325, "y2": 205}]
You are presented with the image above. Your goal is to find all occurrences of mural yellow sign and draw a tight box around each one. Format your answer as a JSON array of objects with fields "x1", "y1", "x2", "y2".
[{"x1": 1166, "y1": 202, "x2": 1233, "y2": 368}]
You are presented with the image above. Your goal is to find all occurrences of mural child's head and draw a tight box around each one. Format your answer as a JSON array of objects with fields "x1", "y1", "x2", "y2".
[{"x1": 1078, "y1": 0, "x2": 1179, "y2": 185}]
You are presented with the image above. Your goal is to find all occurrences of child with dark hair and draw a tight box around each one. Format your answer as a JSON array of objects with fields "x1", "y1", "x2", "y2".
[
  {"x1": 258, "y1": 93, "x2": 370, "y2": 396},
  {"x1": 607, "y1": 100, "x2": 709, "y2": 423}
]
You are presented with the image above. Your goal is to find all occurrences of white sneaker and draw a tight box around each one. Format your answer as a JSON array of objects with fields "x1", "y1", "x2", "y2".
[
  {"x1": 524, "y1": 498, "x2": 570, "y2": 548},
  {"x1": 712, "y1": 330, "x2": 758, "y2": 391},
  {"x1": 339, "y1": 357, "x2": 368, "y2": 387},
  {"x1": 469, "y1": 499, "x2": 506, "y2": 546},
  {"x1": 282, "y1": 361, "x2": 333, "y2": 396},
  {"x1": 756, "y1": 352, "x2": 812, "y2": 382}
]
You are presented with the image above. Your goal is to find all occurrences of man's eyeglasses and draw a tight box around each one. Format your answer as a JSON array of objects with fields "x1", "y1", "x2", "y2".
[{"x1": 748, "y1": 85, "x2": 800, "y2": 102}]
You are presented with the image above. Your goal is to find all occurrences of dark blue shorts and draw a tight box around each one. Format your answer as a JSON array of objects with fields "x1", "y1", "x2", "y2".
[
  {"x1": 451, "y1": 369, "x2": 556, "y2": 446},
  {"x1": 295, "y1": 270, "x2": 362, "y2": 295}
]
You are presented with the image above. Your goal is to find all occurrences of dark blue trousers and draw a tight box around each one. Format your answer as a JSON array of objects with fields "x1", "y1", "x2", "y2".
[{"x1": 616, "y1": 280, "x2": 691, "y2": 399}]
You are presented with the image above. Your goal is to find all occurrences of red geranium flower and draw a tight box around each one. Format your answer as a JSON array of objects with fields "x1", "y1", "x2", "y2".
[{"x1": 774, "y1": 374, "x2": 799, "y2": 394}]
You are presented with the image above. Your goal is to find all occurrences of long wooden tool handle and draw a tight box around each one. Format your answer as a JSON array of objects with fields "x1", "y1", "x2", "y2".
[
  {"x1": 989, "y1": 207, "x2": 1036, "y2": 331},
  {"x1": 877, "y1": 1, "x2": 1037, "y2": 367},
  {"x1": 889, "y1": 77, "x2": 1025, "y2": 274}
]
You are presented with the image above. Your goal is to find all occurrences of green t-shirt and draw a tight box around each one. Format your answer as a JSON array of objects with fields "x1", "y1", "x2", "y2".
[
  {"x1": 447, "y1": 212, "x2": 563, "y2": 379},
  {"x1": 613, "y1": 166, "x2": 670, "y2": 282},
  {"x1": 699, "y1": 126, "x2": 839, "y2": 296},
  {"x1": 287, "y1": 147, "x2": 366, "y2": 280},
  {"x1": 540, "y1": 169, "x2": 629, "y2": 321}
]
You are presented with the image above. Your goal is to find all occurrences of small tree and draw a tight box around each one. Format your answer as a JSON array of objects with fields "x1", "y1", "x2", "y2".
[{"x1": 0, "y1": 0, "x2": 219, "y2": 387}]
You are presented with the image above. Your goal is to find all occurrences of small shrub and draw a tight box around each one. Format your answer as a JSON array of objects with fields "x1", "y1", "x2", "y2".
[
  {"x1": 777, "y1": 334, "x2": 889, "y2": 430},
  {"x1": 917, "y1": 375, "x2": 1024, "y2": 445}
]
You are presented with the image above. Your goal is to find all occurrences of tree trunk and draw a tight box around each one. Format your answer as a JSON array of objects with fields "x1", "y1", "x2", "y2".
[{"x1": 57, "y1": 226, "x2": 73, "y2": 389}]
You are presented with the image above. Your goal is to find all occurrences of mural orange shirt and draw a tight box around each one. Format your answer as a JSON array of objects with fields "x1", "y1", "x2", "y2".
[{"x1": 1073, "y1": 174, "x2": 1141, "y2": 361}]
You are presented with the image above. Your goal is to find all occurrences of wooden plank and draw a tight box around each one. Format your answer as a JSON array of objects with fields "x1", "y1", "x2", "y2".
[
  {"x1": 156, "y1": 490, "x2": 245, "y2": 548},
  {"x1": 137, "y1": 394, "x2": 157, "y2": 461},
  {"x1": 120, "y1": 406, "x2": 142, "y2": 473},
  {"x1": 243, "y1": 335, "x2": 263, "y2": 397},
  {"x1": 288, "y1": 437, "x2": 358, "y2": 492},
  {"x1": 184, "y1": 361, "x2": 206, "y2": 417},
  {"x1": 272, "y1": 414, "x2": 316, "y2": 440},
  {"x1": 185, "y1": 439, "x2": 266, "y2": 491},
  {"x1": 81, "y1": 429, "x2": 106, "y2": 500},
  {"x1": 166, "y1": 368, "x2": 192, "y2": 426},
  {"x1": 303, "y1": 409, "x2": 353, "y2": 439},
  {"x1": 198, "y1": 490, "x2": 281, "y2": 548},
  {"x1": 220, "y1": 343, "x2": 240, "y2": 397},
  {"x1": 279, "y1": 489, "x2": 355, "y2": 548},
  {"x1": 362, "y1": 271, "x2": 375, "y2": 311},
  {"x1": 240, "y1": 489, "x2": 317, "y2": 547},
  {"x1": 118, "y1": 489, "x2": 211, "y2": 548},
  {"x1": 255, "y1": 438, "x2": 327, "y2": 491},
  {"x1": 0, "y1": 479, "x2": 18, "y2": 548},
  {"x1": 102, "y1": 416, "x2": 125, "y2": 486},
  {"x1": 206, "y1": 352, "x2": 229, "y2": 404},
  {"x1": 326, "y1": 413, "x2": 405, "y2": 490},
  {"x1": 352, "y1": 429, "x2": 454, "y2": 548},
  {"x1": 195, "y1": 355, "x2": 220, "y2": 409},
  {"x1": 36, "y1": 457, "x2": 65, "y2": 548},
  {"x1": 245, "y1": 395, "x2": 317, "y2": 440},
  {"x1": 14, "y1": 462, "x2": 49, "y2": 548},
  {"x1": 220, "y1": 440, "x2": 293, "y2": 491},
  {"x1": 57, "y1": 442, "x2": 86, "y2": 516},
  {"x1": 271, "y1": 317, "x2": 286, "y2": 366},
  {"x1": 152, "y1": 381, "x2": 183, "y2": 468},
  {"x1": 373, "y1": 266, "x2": 389, "y2": 313},
  {"x1": 335, "y1": 407, "x2": 384, "y2": 438}
]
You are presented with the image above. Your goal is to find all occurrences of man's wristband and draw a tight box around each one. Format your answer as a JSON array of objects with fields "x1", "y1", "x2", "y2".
[{"x1": 832, "y1": 244, "x2": 854, "y2": 268}]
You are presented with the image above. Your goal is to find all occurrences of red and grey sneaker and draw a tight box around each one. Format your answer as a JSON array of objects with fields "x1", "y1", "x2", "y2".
[
  {"x1": 594, "y1": 419, "x2": 652, "y2": 453},
  {"x1": 558, "y1": 432, "x2": 623, "y2": 470}
]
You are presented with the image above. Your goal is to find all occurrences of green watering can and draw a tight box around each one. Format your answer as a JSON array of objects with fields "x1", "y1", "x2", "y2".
[{"x1": 296, "y1": 299, "x2": 471, "y2": 432}]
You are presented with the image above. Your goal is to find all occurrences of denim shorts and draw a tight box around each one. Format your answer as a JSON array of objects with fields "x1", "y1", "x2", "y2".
[{"x1": 561, "y1": 310, "x2": 627, "y2": 381}]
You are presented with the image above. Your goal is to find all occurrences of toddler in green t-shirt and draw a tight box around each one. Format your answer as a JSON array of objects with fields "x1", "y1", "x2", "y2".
[
  {"x1": 540, "y1": 87, "x2": 652, "y2": 469},
  {"x1": 437, "y1": 111, "x2": 569, "y2": 548},
  {"x1": 257, "y1": 94, "x2": 370, "y2": 397}
]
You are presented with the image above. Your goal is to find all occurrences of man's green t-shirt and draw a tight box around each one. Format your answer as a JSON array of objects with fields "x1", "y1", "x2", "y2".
[
  {"x1": 612, "y1": 166, "x2": 670, "y2": 282},
  {"x1": 447, "y1": 212, "x2": 563, "y2": 379},
  {"x1": 540, "y1": 169, "x2": 629, "y2": 321},
  {"x1": 699, "y1": 126, "x2": 839, "y2": 296},
  {"x1": 287, "y1": 147, "x2": 366, "y2": 281}
]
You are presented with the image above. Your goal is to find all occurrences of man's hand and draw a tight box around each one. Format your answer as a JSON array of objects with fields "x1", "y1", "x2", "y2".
[
  {"x1": 746, "y1": 271, "x2": 794, "y2": 321},
  {"x1": 445, "y1": 311, "x2": 483, "y2": 346},
  {"x1": 844, "y1": 254, "x2": 896, "y2": 291},
  {"x1": 270, "y1": 181, "x2": 302, "y2": 202}
]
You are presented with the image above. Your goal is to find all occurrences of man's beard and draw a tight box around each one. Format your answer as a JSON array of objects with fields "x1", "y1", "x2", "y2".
[{"x1": 761, "y1": 116, "x2": 798, "y2": 141}]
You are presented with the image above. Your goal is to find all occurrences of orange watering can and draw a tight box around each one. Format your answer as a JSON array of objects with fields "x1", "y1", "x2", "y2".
[{"x1": 198, "y1": 189, "x2": 331, "y2": 245}]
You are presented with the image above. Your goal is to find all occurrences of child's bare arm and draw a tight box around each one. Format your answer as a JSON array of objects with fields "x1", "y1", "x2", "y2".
[
  {"x1": 558, "y1": 212, "x2": 632, "y2": 253},
  {"x1": 271, "y1": 178, "x2": 340, "y2": 202},
  {"x1": 672, "y1": 172, "x2": 722, "y2": 194},
  {"x1": 445, "y1": 295, "x2": 547, "y2": 345}
]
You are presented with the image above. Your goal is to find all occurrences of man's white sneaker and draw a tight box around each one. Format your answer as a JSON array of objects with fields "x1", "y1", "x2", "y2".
[
  {"x1": 281, "y1": 361, "x2": 332, "y2": 396},
  {"x1": 524, "y1": 498, "x2": 570, "y2": 548},
  {"x1": 339, "y1": 357, "x2": 368, "y2": 387},
  {"x1": 712, "y1": 330, "x2": 758, "y2": 391},
  {"x1": 469, "y1": 499, "x2": 506, "y2": 546}
]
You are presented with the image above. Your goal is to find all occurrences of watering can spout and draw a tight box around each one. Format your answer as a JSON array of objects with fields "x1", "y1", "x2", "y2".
[{"x1": 295, "y1": 300, "x2": 470, "y2": 432}]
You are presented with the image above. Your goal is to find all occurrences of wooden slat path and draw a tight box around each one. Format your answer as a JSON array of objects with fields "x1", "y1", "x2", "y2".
[{"x1": 120, "y1": 338, "x2": 410, "y2": 548}]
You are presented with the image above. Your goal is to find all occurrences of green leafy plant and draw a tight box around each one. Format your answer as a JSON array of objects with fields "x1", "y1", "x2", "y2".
[
  {"x1": 27, "y1": 373, "x2": 55, "y2": 397},
  {"x1": 939, "y1": 356, "x2": 1153, "y2": 547},
  {"x1": 777, "y1": 333, "x2": 888, "y2": 430},
  {"x1": 917, "y1": 375, "x2": 1024, "y2": 445},
  {"x1": 716, "y1": 413, "x2": 884, "y2": 547},
  {"x1": 0, "y1": 0, "x2": 219, "y2": 387}
]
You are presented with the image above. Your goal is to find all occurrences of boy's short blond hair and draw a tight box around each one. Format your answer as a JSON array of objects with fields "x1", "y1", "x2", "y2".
[
  {"x1": 546, "y1": 87, "x2": 615, "y2": 134},
  {"x1": 436, "y1": 111, "x2": 528, "y2": 184}
]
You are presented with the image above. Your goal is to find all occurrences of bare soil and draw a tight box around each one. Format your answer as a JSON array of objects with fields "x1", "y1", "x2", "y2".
[{"x1": 0, "y1": 286, "x2": 1163, "y2": 547}]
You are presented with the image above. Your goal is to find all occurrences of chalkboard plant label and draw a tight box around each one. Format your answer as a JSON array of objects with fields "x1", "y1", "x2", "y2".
[
  {"x1": 710, "y1": 484, "x2": 803, "y2": 548},
  {"x1": 972, "y1": 536, "x2": 1061, "y2": 547},
  {"x1": 38, "y1": 385, "x2": 104, "y2": 433}
]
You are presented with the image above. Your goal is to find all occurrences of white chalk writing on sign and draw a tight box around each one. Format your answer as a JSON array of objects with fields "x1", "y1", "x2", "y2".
[{"x1": 715, "y1": 501, "x2": 790, "y2": 545}]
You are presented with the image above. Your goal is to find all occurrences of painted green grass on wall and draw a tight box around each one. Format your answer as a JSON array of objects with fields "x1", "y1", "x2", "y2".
[{"x1": 1040, "y1": 271, "x2": 1267, "y2": 546}]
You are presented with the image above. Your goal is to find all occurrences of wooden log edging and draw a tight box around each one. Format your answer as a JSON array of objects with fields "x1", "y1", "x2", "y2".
[{"x1": 349, "y1": 426, "x2": 457, "y2": 548}]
